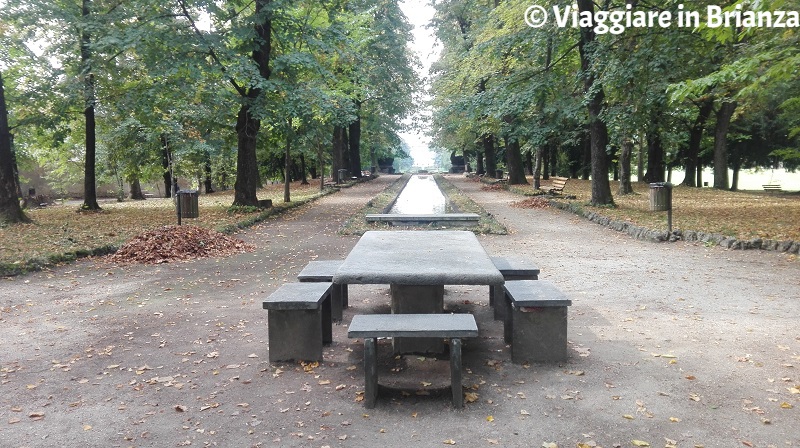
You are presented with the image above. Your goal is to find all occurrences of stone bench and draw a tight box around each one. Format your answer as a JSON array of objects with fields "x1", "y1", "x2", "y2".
[
  {"x1": 347, "y1": 314, "x2": 478, "y2": 408},
  {"x1": 262, "y1": 282, "x2": 332, "y2": 362},
  {"x1": 489, "y1": 256, "x2": 540, "y2": 321},
  {"x1": 502, "y1": 280, "x2": 571, "y2": 363},
  {"x1": 297, "y1": 260, "x2": 348, "y2": 321}
]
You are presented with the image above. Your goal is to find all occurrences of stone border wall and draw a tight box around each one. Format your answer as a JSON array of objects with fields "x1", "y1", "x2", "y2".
[{"x1": 548, "y1": 200, "x2": 800, "y2": 255}]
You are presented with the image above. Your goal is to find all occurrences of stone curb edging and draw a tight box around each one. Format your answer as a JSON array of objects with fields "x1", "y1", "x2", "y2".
[{"x1": 548, "y1": 199, "x2": 800, "y2": 255}]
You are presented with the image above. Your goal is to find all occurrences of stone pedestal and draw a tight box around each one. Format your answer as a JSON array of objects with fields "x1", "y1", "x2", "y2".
[{"x1": 390, "y1": 284, "x2": 444, "y2": 353}]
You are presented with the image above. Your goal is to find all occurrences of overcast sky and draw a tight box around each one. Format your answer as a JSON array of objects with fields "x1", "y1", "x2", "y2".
[{"x1": 398, "y1": 0, "x2": 439, "y2": 169}]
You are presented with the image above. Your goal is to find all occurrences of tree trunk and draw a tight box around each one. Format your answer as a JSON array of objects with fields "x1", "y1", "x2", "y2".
[
  {"x1": 233, "y1": 0, "x2": 271, "y2": 207},
  {"x1": 0, "y1": 71, "x2": 29, "y2": 223},
  {"x1": 204, "y1": 151, "x2": 214, "y2": 193},
  {"x1": 161, "y1": 134, "x2": 172, "y2": 197},
  {"x1": 348, "y1": 104, "x2": 362, "y2": 178},
  {"x1": 713, "y1": 100, "x2": 736, "y2": 190},
  {"x1": 234, "y1": 104, "x2": 261, "y2": 206},
  {"x1": 618, "y1": 138, "x2": 634, "y2": 195},
  {"x1": 505, "y1": 138, "x2": 528, "y2": 185},
  {"x1": 129, "y1": 176, "x2": 145, "y2": 200},
  {"x1": 284, "y1": 126, "x2": 291, "y2": 203},
  {"x1": 682, "y1": 98, "x2": 713, "y2": 187},
  {"x1": 300, "y1": 153, "x2": 309, "y2": 185},
  {"x1": 645, "y1": 123, "x2": 665, "y2": 182},
  {"x1": 475, "y1": 150, "x2": 484, "y2": 175},
  {"x1": 332, "y1": 125, "x2": 349, "y2": 181},
  {"x1": 533, "y1": 146, "x2": 543, "y2": 190},
  {"x1": 318, "y1": 137, "x2": 325, "y2": 191},
  {"x1": 482, "y1": 134, "x2": 497, "y2": 178}
]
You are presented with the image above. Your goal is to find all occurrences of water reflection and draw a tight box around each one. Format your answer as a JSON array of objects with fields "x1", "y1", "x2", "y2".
[{"x1": 389, "y1": 175, "x2": 446, "y2": 214}]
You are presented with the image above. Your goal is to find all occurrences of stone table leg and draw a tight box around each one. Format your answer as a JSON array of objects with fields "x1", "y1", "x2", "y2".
[
  {"x1": 389, "y1": 284, "x2": 445, "y2": 354},
  {"x1": 364, "y1": 337, "x2": 378, "y2": 408}
]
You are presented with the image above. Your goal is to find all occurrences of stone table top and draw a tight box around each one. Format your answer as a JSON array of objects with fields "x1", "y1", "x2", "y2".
[{"x1": 333, "y1": 230, "x2": 504, "y2": 286}]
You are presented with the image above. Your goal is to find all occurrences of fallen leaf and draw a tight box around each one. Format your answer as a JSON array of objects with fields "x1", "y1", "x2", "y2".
[
  {"x1": 520, "y1": 410, "x2": 530, "y2": 416},
  {"x1": 247, "y1": 353, "x2": 259, "y2": 358},
  {"x1": 421, "y1": 382, "x2": 432, "y2": 387},
  {"x1": 175, "y1": 405, "x2": 187, "y2": 412},
  {"x1": 780, "y1": 402, "x2": 793, "y2": 409},
  {"x1": 623, "y1": 414, "x2": 635, "y2": 420},
  {"x1": 443, "y1": 439, "x2": 456, "y2": 445},
  {"x1": 465, "y1": 392, "x2": 479, "y2": 403},
  {"x1": 486, "y1": 415, "x2": 494, "y2": 422},
  {"x1": 319, "y1": 380, "x2": 331, "y2": 385},
  {"x1": 669, "y1": 417, "x2": 681, "y2": 422},
  {"x1": 631, "y1": 440, "x2": 650, "y2": 447},
  {"x1": 83, "y1": 425, "x2": 92, "y2": 431},
  {"x1": 542, "y1": 443, "x2": 558, "y2": 448}
]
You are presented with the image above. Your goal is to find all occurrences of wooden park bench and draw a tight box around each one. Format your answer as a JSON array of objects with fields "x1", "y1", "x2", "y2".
[
  {"x1": 297, "y1": 260, "x2": 347, "y2": 321},
  {"x1": 762, "y1": 184, "x2": 782, "y2": 193},
  {"x1": 262, "y1": 282, "x2": 332, "y2": 362},
  {"x1": 548, "y1": 176, "x2": 569, "y2": 195},
  {"x1": 489, "y1": 256, "x2": 540, "y2": 321},
  {"x1": 502, "y1": 280, "x2": 572, "y2": 363},
  {"x1": 347, "y1": 314, "x2": 478, "y2": 408}
]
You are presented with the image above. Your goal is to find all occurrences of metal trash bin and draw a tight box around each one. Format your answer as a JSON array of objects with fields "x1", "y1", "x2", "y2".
[
  {"x1": 649, "y1": 182, "x2": 672, "y2": 212},
  {"x1": 177, "y1": 190, "x2": 199, "y2": 218},
  {"x1": 337, "y1": 169, "x2": 348, "y2": 184},
  {"x1": 495, "y1": 169, "x2": 504, "y2": 179}
]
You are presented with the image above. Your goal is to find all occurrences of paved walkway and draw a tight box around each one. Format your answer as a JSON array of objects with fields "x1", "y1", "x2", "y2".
[{"x1": 1, "y1": 174, "x2": 798, "y2": 448}]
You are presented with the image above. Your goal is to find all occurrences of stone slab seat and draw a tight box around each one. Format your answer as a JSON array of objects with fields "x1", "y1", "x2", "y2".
[
  {"x1": 297, "y1": 260, "x2": 348, "y2": 321},
  {"x1": 262, "y1": 282, "x2": 333, "y2": 362},
  {"x1": 502, "y1": 280, "x2": 571, "y2": 364},
  {"x1": 347, "y1": 314, "x2": 479, "y2": 409},
  {"x1": 489, "y1": 256, "x2": 540, "y2": 321}
]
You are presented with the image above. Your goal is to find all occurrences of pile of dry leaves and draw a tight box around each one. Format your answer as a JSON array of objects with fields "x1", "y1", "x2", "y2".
[
  {"x1": 511, "y1": 197, "x2": 551, "y2": 209},
  {"x1": 109, "y1": 225, "x2": 255, "y2": 264},
  {"x1": 481, "y1": 183, "x2": 506, "y2": 192}
]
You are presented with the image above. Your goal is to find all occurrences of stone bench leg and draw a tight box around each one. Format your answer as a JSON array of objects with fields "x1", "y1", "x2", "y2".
[
  {"x1": 510, "y1": 306, "x2": 569, "y2": 363},
  {"x1": 330, "y1": 285, "x2": 343, "y2": 322},
  {"x1": 268, "y1": 309, "x2": 324, "y2": 362},
  {"x1": 449, "y1": 338, "x2": 463, "y2": 408},
  {"x1": 364, "y1": 337, "x2": 378, "y2": 409},
  {"x1": 322, "y1": 293, "x2": 332, "y2": 344}
]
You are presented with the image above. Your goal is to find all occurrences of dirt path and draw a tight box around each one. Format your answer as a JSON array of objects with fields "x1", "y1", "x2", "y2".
[{"x1": 1, "y1": 174, "x2": 798, "y2": 448}]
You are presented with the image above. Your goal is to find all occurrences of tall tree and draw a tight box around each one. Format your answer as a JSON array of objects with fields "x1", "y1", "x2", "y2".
[
  {"x1": 576, "y1": 0, "x2": 613, "y2": 205},
  {"x1": 0, "y1": 71, "x2": 30, "y2": 223}
]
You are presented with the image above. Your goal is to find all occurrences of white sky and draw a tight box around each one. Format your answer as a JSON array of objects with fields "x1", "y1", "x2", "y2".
[{"x1": 398, "y1": 0, "x2": 439, "y2": 169}]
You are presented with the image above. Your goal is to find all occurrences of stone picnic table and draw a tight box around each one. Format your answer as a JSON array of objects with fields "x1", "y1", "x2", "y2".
[{"x1": 333, "y1": 230, "x2": 504, "y2": 353}]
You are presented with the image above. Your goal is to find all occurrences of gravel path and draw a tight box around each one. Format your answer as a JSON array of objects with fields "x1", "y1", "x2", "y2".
[{"x1": 1, "y1": 174, "x2": 798, "y2": 448}]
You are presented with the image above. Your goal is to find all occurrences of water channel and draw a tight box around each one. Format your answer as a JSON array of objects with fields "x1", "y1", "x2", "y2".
[{"x1": 389, "y1": 175, "x2": 446, "y2": 214}]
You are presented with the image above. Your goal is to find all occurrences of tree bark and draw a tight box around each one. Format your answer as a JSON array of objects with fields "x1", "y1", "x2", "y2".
[
  {"x1": 284, "y1": 125, "x2": 291, "y2": 203},
  {"x1": 682, "y1": 98, "x2": 713, "y2": 187},
  {"x1": 160, "y1": 134, "x2": 172, "y2": 197},
  {"x1": 233, "y1": 0, "x2": 271, "y2": 206},
  {"x1": 348, "y1": 103, "x2": 362, "y2": 178},
  {"x1": 129, "y1": 176, "x2": 145, "y2": 200},
  {"x1": 713, "y1": 100, "x2": 737, "y2": 190},
  {"x1": 645, "y1": 121, "x2": 665, "y2": 182},
  {"x1": 332, "y1": 125, "x2": 349, "y2": 181},
  {"x1": 482, "y1": 134, "x2": 497, "y2": 178},
  {"x1": 475, "y1": 150, "x2": 484, "y2": 175},
  {"x1": 0, "y1": 72, "x2": 30, "y2": 223},
  {"x1": 505, "y1": 138, "x2": 528, "y2": 185},
  {"x1": 204, "y1": 151, "x2": 214, "y2": 193},
  {"x1": 618, "y1": 138, "x2": 634, "y2": 195}
]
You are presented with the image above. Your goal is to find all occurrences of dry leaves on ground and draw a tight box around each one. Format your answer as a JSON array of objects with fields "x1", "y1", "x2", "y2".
[
  {"x1": 511, "y1": 197, "x2": 550, "y2": 209},
  {"x1": 108, "y1": 225, "x2": 255, "y2": 264}
]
